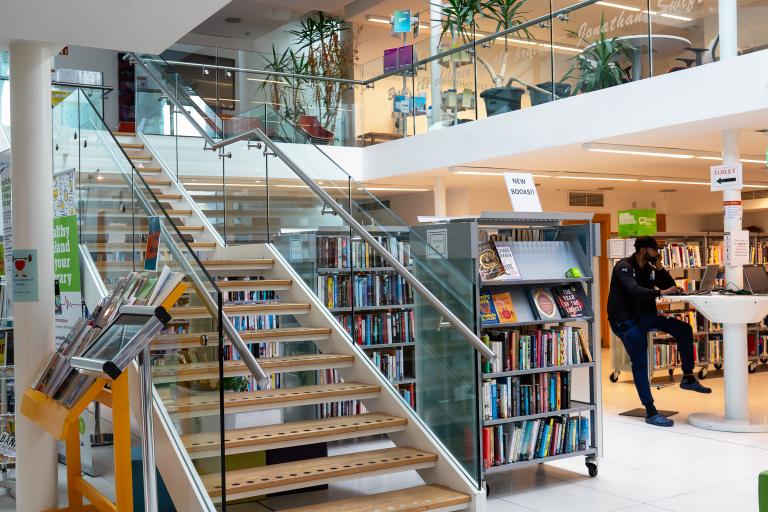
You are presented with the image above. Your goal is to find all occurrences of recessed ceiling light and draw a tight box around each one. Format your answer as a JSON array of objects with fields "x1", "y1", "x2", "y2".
[{"x1": 225, "y1": 17, "x2": 242, "y2": 24}]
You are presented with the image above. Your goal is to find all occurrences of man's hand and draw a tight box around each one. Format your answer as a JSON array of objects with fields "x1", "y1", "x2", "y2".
[{"x1": 661, "y1": 286, "x2": 685, "y2": 296}]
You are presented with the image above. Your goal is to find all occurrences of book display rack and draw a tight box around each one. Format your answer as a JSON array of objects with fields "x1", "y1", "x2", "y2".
[
  {"x1": 412, "y1": 212, "x2": 602, "y2": 483},
  {"x1": 608, "y1": 232, "x2": 768, "y2": 383}
]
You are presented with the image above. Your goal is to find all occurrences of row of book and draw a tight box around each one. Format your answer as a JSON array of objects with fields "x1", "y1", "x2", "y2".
[
  {"x1": 316, "y1": 235, "x2": 410, "y2": 269},
  {"x1": 318, "y1": 274, "x2": 413, "y2": 309},
  {"x1": 479, "y1": 229, "x2": 545, "y2": 243},
  {"x1": 399, "y1": 382, "x2": 416, "y2": 408},
  {"x1": 230, "y1": 310, "x2": 280, "y2": 332},
  {"x1": 482, "y1": 414, "x2": 590, "y2": 468},
  {"x1": 659, "y1": 243, "x2": 702, "y2": 268},
  {"x1": 480, "y1": 284, "x2": 591, "y2": 326},
  {"x1": 32, "y1": 268, "x2": 184, "y2": 407},
  {"x1": 482, "y1": 371, "x2": 571, "y2": 421},
  {"x1": 652, "y1": 343, "x2": 679, "y2": 369},
  {"x1": 317, "y1": 369, "x2": 366, "y2": 418},
  {"x1": 482, "y1": 327, "x2": 592, "y2": 374},
  {"x1": 223, "y1": 277, "x2": 277, "y2": 303},
  {"x1": 369, "y1": 348, "x2": 411, "y2": 382},
  {"x1": 335, "y1": 310, "x2": 415, "y2": 346},
  {"x1": 695, "y1": 338, "x2": 723, "y2": 365}
]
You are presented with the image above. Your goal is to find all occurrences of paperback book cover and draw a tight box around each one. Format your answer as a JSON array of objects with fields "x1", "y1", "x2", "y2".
[
  {"x1": 552, "y1": 284, "x2": 592, "y2": 318},
  {"x1": 526, "y1": 287, "x2": 562, "y2": 321},
  {"x1": 478, "y1": 241, "x2": 522, "y2": 281},
  {"x1": 491, "y1": 292, "x2": 518, "y2": 324},
  {"x1": 479, "y1": 292, "x2": 499, "y2": 324},
  {"x1": 144, "y1": 216, "x2": 161, "y2": 271}
]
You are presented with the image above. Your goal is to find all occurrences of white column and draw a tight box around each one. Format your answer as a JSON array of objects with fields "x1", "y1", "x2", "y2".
[
  {"x1": 434, "y1": 176, "x2": 447, "y2": 216},
  {"x1": 429, "y1": 1, "x2": 443, "y2": 128},
  {"x1": 9, "y1": 40, "x2": 58, "y2": 510}
]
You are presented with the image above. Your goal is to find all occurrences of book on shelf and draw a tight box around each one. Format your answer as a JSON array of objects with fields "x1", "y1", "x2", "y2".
[
  {"x1": 399, "y1": 382, "x2": 416, "y2": 408},
  {"x1": 483, "y1": 326, "x2": 590, "y2": 372},
  {"x1": 526, "y1": 287, "x2": 561, "y2": 321},
  {"x1": 491, "y1": 292, "x2": 518, "y2": 324},
  {"x1": 482, "y1": 414, "x2": 590, "y2": 468},
  {"x1": 480, "y1": 293, "x2": 499, "y2": 324},
  {"x1": 478, "y1": 240, "x2": 521, "y2": 281},
  {"x1": 660, "y1": 243, "x2": 702, "y2": 269},
  {"x1": 317, "y1": 273, "x2": 413, "y2": 308},
  {"x1": 336, "y1": 310, "x2": 414, "y2": 346},
  {"x1": 552, "y1": 284, "x2": 592, "y2": 319},
  {"x1": 316, "y1": 235, "x2": 410, "y2": 269},
  {"x1": 369, "y1": 348, "x2": 409, "y2": 382},
  {"x1": 482, "y1": 370, "x2": 571, "y2": 421},
  {"x1": 481, "y1": 229, "x2": 544, "y2": 243},
  {"x1": 317, "y1": 369, "x2": 366, "y2": 418},
  {"x1": 707, "y1": 244, "x2": 723, "y2": 265}
]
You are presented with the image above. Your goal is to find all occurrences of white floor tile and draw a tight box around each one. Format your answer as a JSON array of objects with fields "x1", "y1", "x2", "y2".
[
  {"x1": 614, "y1": 505, "x2": 671, "y2": 512},
  {"x1": 650, "y1": 487, "x2": 757, "y2": 512},
  {"x1": 499, "y1": 481, "x2": 640, "y2": 512},
  {"x1": 643, "y1": 454, "x2": 757, "y2": 487},
  {"x1": 717, "y1": 478, "x2": 759, "y2": 499},
  {"x1": 485, "y1": 498, "x2": 535, "y2": 512},
  {"x1": 574, "y1": 468, "x2": 706, "y2": 503}
]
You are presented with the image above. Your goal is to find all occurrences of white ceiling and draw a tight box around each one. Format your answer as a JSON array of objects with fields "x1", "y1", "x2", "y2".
[{"x1": 0, "y1": 0, "x2": 229, "y2": 53}]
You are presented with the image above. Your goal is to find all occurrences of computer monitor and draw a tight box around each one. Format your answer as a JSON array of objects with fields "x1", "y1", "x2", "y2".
[{"x1": 744, "y1": 265, "x2": 768, "y2": 294}]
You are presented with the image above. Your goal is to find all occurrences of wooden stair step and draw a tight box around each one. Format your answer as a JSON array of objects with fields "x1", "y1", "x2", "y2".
[
  {"x1": 202, "y1": 447, "x2": 437, "y2": 500},
  {"x1": 135, "y1": 166, "x2": 162, "y2": 173},
  {"x1": 156, "y1": 194, "x2": 183, "y2": 201},
  {"x1": 88, "y1": 242, "x2": 215, "y2": 251},
  {"x1": 214, "y1": 279, "x2": 292, "y2": 292},
  {"x1": 128, "y1": 153, "x2": 153, "y2": 161},
  {"x1": 204, "y1": 259, "x2": 273, "y2": 269},
  {"x1": 169, "y1": 303, "x2": 310, "y2": 319},
  {"x1": 114, "y1": 131, "x2": 135, "y2": 137},
  {"x1": 281, "y1": 484, "x2": 471, "y2": 512},
  {"x1": 152, "y1": 327, "x2": 332, "y2": 350},
  {"x1": 120, "y1": 142, "x2": 145, "y2": 149},
  {"x1": 182, "y1": 413, "x2": 407, "y2": 458},
  {"x1": 153, "y1": 354, "x2": 354, "y2": 383},
  {"x1": 83, "y1": 224, "x2": 202, "y2": 234},
  {"x1": 80, "y1": 175, "x2": 170, "y2": 186},
  {"x1": 165, "y1": 382, "x2": 380, "y2": 418},
  {"x1": 83, "y1": 208, "x2": 192, "y2": 217}
]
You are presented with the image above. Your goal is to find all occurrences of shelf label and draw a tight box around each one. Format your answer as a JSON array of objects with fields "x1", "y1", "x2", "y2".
[
  {"x1": 711, "y1": 163, "x2": 742, "y2": 191},
  {"x1": 504, "y1": 172, "x2": 542, "y2": 212}
]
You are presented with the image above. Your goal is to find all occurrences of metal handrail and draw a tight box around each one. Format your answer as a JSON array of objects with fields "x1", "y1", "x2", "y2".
[
  {"x1": 78, "y1": 90, "x2": 269, "y2": 384},
  {"x1": 153, "y1": 0, "x2": 601, "y2": 89},
  {"x1": 128, "y1": 54, "x2": 494, "y2": 360}
]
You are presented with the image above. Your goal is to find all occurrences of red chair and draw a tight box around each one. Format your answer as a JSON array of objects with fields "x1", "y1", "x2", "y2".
[{"x1": 298, "y1": 115, "x2": 335, "y2": 145}]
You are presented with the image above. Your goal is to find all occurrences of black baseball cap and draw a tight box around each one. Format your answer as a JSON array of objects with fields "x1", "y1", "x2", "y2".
[{"x1": 634, "y1": 236, "x2": 659, "y2": 250}]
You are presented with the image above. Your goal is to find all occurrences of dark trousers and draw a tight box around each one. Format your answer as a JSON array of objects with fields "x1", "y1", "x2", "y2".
[{"x1": 610, "y1": 314, "x2": 695, "y2": 407}]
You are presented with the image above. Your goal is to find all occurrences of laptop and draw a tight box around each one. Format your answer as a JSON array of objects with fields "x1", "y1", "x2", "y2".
[
  {"x1": 678, "y1": 264, "x2": 719, "y2": 296},
  {"x1": 744, "y1": 265, "x2": 768, "y2": 294}
]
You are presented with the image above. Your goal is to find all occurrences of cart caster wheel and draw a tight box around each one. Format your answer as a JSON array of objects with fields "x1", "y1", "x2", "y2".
[
  {"x1": 749, "y1": 361, "x2": 758, "y2": 374},
  {"x1": 698, "y1": 369, "x2": 707, "y2": 380},
  {"x1": 761, "y1": 356, "x2": 768, "y2": 364},
  {"x1": 586, "y1": 462, "x2": 598, "y2": 477},
  {"x1": 668, "y1": 369, "x2": 675, "y2": 377},
  {"x1": 714, "y1": 362, "x2": 723, "y2": 370},
  {"x1": 609, "y1": 371, "x2": 620, "y2": 383},
  {"x1": 483, "y1": 481, "x2": 491, "y2": 497}
]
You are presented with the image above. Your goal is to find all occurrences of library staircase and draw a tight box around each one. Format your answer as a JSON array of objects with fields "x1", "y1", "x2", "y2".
[{"x1": 77, "y1": 130, "x2": 481, "y2": 510}]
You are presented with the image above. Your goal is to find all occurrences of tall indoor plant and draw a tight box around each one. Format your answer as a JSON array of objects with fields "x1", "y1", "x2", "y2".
[{"x1": 441, "y1": 0, "x2": 531, "y2": 116}]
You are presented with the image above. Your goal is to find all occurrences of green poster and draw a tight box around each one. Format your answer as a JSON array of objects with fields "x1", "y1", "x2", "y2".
[
  {"x1": 53, "y1": 215, "x2": 80, "y2": 292},
  {"x1": 618, "y1": 209, "x2": 657, "y2": 237}
]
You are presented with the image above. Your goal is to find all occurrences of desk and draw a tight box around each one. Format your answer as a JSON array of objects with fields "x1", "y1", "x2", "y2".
[
  {"x1": 662, "y1": 294, "x2": 768, "y2": 432},
  {"x1": 583, "y1": 35, "x2": 691, "y2": 81}
]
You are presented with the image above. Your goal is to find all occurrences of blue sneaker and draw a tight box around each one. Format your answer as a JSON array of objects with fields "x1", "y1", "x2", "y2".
[
  {"x1": 645, "y1": 413, "x2": 674, "y2": 427},
  {"x1": 680, "y1": 379, "x2": 712, "y2": 394}
]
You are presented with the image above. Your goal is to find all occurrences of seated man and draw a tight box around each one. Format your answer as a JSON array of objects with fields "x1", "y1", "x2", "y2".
[{"x1": 608, "y1": 236, "x2": 712, "y2": 427}]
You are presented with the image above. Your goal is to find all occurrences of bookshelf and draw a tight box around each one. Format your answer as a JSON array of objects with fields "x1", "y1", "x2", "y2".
[
  {"x1": 608, "y1": 231, "x2": 768, "y2": 383},
  {"x1": 412, "y1": 212, "x2": 601, "y2": 482}
]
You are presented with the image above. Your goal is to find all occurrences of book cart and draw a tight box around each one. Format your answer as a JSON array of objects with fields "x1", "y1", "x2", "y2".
[
  {"x1": 608, "y1": 232, "x2": 768, "y2": 384},
  {"x1": 412, "y1": 212, "x2": 602, "y2": 490}
]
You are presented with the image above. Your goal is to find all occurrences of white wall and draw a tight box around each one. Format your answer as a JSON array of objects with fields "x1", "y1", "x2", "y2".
[{"x1": 54, "y1": 47, "x2": 119, "y2": 130}]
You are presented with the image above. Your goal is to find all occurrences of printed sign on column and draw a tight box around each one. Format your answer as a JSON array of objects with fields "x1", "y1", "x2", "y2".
[
  {"x1": 710, "y1": 163, "x2": 743, "y2": 191},
  {"x1": 53, "y1": 170, "x2": 83, "y2": 346},
  {"x1": 725, "y1": 230, "x2": 750, "y2": 266},
  {"x1": 504, "y1": 173, "x2": 542, "y2": 212},
  {"x1": 0, "y1": 166, "x2": 11, "y2": 316}
]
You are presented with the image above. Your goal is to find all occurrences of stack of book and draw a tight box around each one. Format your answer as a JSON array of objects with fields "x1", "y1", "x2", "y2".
[
  {"x1": 31, "y1": 268, "x2": 184, "y2": 408},
  {"x1": 316, "y1": 235, "x2": 410, "y2": 269},
  {"x1": 482, "y1": 327, "x2": 592, "y2": 373},
  {"x1": 482, "y1": 371, "x2": 571, "y2": 420},
  {"x1": 482, "y1": 414, "x2": 590, "y2": 468}
]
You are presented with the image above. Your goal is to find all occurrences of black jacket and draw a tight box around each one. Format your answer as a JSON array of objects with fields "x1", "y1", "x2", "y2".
[{"x1": 607, "y1": 255, "x2": 676, "y2": 322}]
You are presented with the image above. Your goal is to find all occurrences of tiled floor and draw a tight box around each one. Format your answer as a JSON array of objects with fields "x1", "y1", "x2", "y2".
[{"x1": 4, "y1": 348, "x2": 768, "y2": 511}]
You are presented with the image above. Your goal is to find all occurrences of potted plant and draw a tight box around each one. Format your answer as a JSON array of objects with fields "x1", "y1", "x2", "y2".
[
  {"x1": 563, "y1": 14, "x2": 633, "y2": 94},
  {"x1": 441, "y1": 0, "x2": 532, "y2": 116}
]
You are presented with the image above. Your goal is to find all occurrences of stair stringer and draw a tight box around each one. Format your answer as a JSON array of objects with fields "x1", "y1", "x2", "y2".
[{"x1": 216, "y1": 242, "x2": 487, "y2": 512}]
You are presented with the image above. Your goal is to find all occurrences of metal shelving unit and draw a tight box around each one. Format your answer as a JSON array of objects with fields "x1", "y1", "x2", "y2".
[{"x1": 413, "y1": 212, "x2": 602, "y2": 485}]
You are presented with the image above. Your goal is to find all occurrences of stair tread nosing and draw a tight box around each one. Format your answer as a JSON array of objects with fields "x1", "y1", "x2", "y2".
[
  {"x1": 151, "y1": 327, "x2": 332, "y2": 349},
  {"x1": 202, "y1": 446, "x2": 437, "y2": 498},
  {"x1": 280, "y1": 484, "x2": 471, "y2": 512},
  {"x1": 203, "y1": 259, "x2": 274, "y2": 267},
  {"x1": 169, "y1": 303, "x2": 311, "y2": 318},
  {"x1": 153, "y1": 353, "x2": 353, "y2": 377},
  {"x1": 214, "y1": 279, "x2": 291, "y2": 290},
  {"x1": 182, "y1": 413, "x2": 407, "y2": 454},
  {"x1": 165, "y1": 382, "x2": 380, "y2": 415}
]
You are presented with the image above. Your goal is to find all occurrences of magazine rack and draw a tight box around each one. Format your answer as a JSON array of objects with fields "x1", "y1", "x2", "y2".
[{"x1": 20, "y1": 283, "x2": 187, "y2": 512}]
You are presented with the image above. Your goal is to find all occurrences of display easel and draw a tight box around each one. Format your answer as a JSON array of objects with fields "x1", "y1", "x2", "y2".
[{"x1": 21, "y1": 373, "x2": 133, "y2": 512}]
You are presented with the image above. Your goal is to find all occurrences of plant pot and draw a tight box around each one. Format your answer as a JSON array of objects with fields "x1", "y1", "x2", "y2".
[
  {"x1": 480, "y1": 87, "x2": 525, "y2": 116},
  {"x1": 527, "y1": 82, "x2": 572, "y2": 106}
]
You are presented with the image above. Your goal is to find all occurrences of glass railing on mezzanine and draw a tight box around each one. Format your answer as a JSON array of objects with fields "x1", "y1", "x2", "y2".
[
  {"x1": 145, "y1": 0, "x2": 767, "y2": 148},
  {"x1": 52, "y1": 88, "x2": 235, "y2": 510}
]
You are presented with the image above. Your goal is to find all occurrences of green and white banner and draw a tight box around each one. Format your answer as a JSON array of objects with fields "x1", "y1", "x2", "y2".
[{"x1": 53, "y1": 170, "x2": 83, "y2": 346}]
